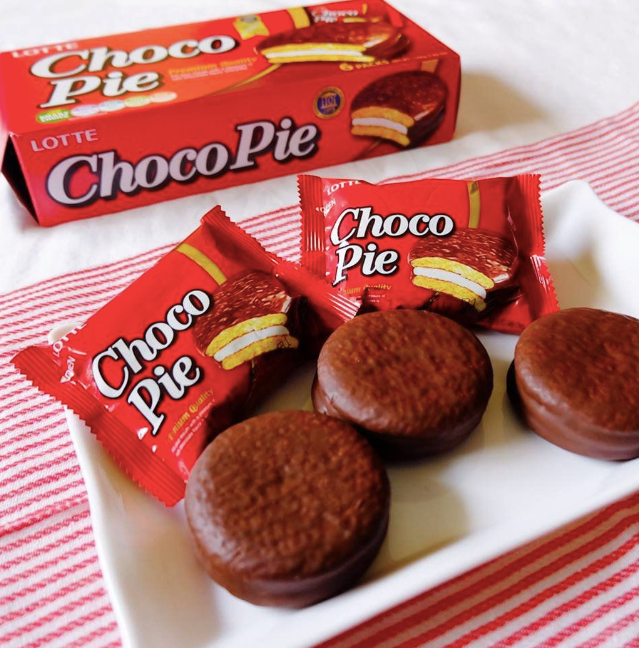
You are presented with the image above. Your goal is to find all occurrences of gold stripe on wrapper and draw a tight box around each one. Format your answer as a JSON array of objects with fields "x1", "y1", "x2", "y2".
[
  {"x1": 177, "y1": 243, "x2": 227, "y2": 285},
  {"x1": 420, "y1": 59, "x2": 439, "y2": 73},
  {"x1": 287, "y1": 7, "x2": 312, "y2": 28},
  {"x1": 467, "y1": 181, "x2": 480, "y2": 228},
  {"x1": 233, "y1": 15, "x2": 270, "y2": 39}
]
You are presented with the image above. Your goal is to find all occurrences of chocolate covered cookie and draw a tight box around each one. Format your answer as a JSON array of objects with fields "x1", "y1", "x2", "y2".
[
  {"x1": 350, "y1": 71, "x2": 447, "y2": 147},
  {"x1": 185, "y1": 410, "x2": 389, "y2": 607},
  {"x1": 256, "y1": 21, "x2": 407, "y2": 64},
  {"x1": 408, "y1": 227, "x2": 518, "y2": 313},
  {"x1": 193, "y1": 270, "x2": 299, "y2": 370},
  {"x1": 509, "y1": 307, "x2": 639, "y2": 460},
  {"x1": 313, "y1": 310, "x2": 493, "y2": 459}
]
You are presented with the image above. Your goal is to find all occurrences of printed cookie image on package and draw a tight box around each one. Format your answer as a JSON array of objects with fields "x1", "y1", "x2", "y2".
[
  {"x1": 350, "y1": 70, "x2": 447, "y2": 147},
  {"x1": 193, "y1": 270, "x2": 300, "y2": 370},
  {"x1": 256, "y1": 20, "x2": 408, "y2": 64},
  {"x1": 408, "y1": 227, "x2": 518, "y2": 313}
]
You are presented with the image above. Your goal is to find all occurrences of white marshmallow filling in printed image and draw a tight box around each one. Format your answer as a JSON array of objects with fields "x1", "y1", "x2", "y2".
[
  {"x1": 412, "y1": 266, "x2": 489, "y2": 299},
  {"x1": 264, "y1": 48, "x2": 365, "y2": 59},
  {"x1": 212, "y1": 325, "x2": 296, "y2": 362},
  {"x1": 351, "y1": 117, "x2": 409, "y2": 134}
]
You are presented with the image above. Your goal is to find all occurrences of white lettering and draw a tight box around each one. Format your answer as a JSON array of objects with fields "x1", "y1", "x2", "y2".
[
  {"x1": 46, "y1": 155, "x2": 99, "y2": 206},
  {"x1": 129, "y1": 44, "x2": 167, "y2": 65},
  {"x1": 230, "y1": 121, "x2": 276, "y2": 170},
  {"x1": 167, "y1": 39, "x2": 199, "y2": 59},
  {"x1": 127, "y1": 378, "x2": 165, "y2": 436},
  {"x1": 198, "y1": 35, "x2": 237, "y2": 55},
  {"x1": 92, "y1": 348, "x2": 128, "y2": 398},
  {"x1": 330, "y1": 207, "x2": 455, "y2": 247},
  {"x1": 46, "y1": 119, "x2": 320, "y2": 207},
  {"x1": 30, "y1": 129, "x2": 99, "y2": 152},
  {"x1": 39, "y1": 75, "x2": 102, "y2": 108},
  {"x1": 39, "y1": 70, "x2": 161, "y2": 107},
  {"x1": 30, "y1": 51, "x2": 88, "y2": 78},
  {"x1": 329, "y1": 207, "x2": 456, "y2": 285},
  {"x1": 31, "y1": 34, "x2": 238, "y2": 107},
  {"x1": 92, "y1": 290, "x2": 211, "y2": 436},
  {"x1": 30, "y1": 35, "x2": 238, "y2": 79}
]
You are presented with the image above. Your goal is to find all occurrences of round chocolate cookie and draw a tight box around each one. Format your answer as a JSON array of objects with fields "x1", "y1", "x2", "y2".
[
  {"x1": 408, "y1": 227, "x2": 518, "y2": 314},
  {"x1": 185, "y1": 410, "x2": 389, "y2": 607},
  {"x1": 510, "y1": 307, "x2": 639, "y2": 460},
  {"x1": 192, "y1": 270, "x2": 299, "y2": 370},
  {"x1": 313, "y1": 310, "x2": 493, "y2": 459},
  {"x1": 350, "y1": 71, "x2": 447, "y2": 147},
  {"x1": 256, "y1": 21, "x2": 407, "y2": 64}
]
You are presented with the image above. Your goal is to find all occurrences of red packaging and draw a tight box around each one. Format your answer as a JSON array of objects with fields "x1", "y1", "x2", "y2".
[
  {"x1": 305, "y1": 0, "x2": 396, "y2": 24},
  {"x1": 299, "y1": 173, "x2": 558, "y2": 333},
  {"x1": 0, "y1": 0, "x2": 460, "y2": 226},
  {"x1": 11, "y1": 207, "x2": 359, "y2": 505}
]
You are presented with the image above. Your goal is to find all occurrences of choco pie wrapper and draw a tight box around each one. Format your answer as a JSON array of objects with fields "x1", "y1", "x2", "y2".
[
  {"x1": 11, "y1": 207, "x2": 359, "y2": 505},
  {"x1": 299, "y1": 173, "x2": 558, "y2": 333}
]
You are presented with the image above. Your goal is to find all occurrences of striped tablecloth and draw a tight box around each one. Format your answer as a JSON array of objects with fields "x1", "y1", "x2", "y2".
[{"x1": 2, "y1": 100, "x2": 639, "y2": 648}]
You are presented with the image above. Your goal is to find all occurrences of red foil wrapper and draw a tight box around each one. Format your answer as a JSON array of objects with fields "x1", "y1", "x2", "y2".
[
  {"x1": 299, "y1": 173, "x2": 558, "y2": 333},
  {"x1": 12, "y1": 207, "x2": 359, "y2": 506}
]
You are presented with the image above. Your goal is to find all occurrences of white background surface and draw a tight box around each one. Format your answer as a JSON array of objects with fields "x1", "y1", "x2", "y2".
[{"x1": 1, "y1": 0, "x2": 639, "y2": 293}]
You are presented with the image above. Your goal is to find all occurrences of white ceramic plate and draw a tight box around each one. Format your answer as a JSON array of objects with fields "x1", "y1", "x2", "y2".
[{"x1": 55, "y1": 180, "x2": 639, "y2": 648}]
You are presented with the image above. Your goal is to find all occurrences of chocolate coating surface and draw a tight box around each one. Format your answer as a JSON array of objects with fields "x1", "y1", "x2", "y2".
[
  {"x1": 409, "y1": 228, "x2": 517, "y2": 283},
  {"x1": 185, "y1": 410, "x2": 389, "y2": 607},
  {"x1": 193, "y1": 270, "x2": 293, "y2": 354},
  {"x1": 351, "y1": 71, "x2": 446, "y2": 146},
  {"x1": 512, "y1": 307, "x2": 639, "y2": 459},
  {"x1": 313, "y1": 310, "x2": 493, "y2": 458},
  {"x1": 351, "y1": 71, "x2": 446, "y2": 123}
]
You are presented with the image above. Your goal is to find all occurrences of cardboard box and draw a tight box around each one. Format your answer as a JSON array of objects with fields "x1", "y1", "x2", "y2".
[{"x1": 0, "y1": 1, "x2": 460, "y2": 226}]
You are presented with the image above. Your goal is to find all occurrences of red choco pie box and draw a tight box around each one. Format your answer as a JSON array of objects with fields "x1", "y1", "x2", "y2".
[{"x1": 0, "y1": 1, "x2": 460, "y2": 226}]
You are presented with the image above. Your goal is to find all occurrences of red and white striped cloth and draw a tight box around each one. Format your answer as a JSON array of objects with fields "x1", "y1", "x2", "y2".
[{"x1": 2, "y1": 100, "x2": 639, "y2": 648}]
